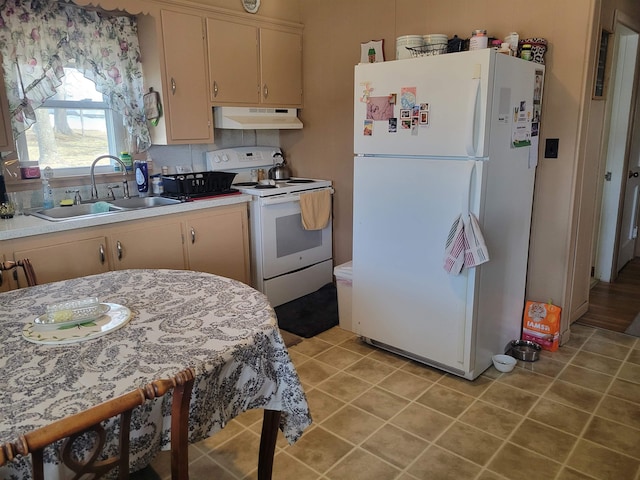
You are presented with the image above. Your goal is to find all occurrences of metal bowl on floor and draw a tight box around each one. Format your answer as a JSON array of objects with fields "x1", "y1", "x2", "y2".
[{"x1": 507, "y1": 339, "x2": 541, "y2": 362}]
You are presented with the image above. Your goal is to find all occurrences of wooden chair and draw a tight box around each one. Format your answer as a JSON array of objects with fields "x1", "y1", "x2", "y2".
[
  {"x1": 0, "y1": 258, "x2": 37, "y2": 287},
  {"x1": 0, "y1": 368, "x2": 195, "y2": 480}
]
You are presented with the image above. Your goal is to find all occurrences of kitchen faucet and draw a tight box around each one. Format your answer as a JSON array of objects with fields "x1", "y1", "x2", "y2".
[{"x1": 90, "y1": 155, "x2": 130, "y2": 200}]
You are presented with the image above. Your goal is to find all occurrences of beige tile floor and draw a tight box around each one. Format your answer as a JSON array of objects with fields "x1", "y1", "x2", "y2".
[{"x1": 142, "y1": 324, "x2": 640, "y2": 480}]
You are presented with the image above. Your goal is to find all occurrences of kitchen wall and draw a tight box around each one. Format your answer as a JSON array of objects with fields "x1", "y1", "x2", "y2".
[
  {"x1": 187, "y1": 0, "x2": 300, "y2": 21},
  {"x1": 10, "y1": 0, "x2": 639, "y2": 341},
  {"x1": 279, "y1": 0, "x2": 628, "y2": 342},
  {"x1": 102, "y1": 0, "x2": 640, "y2": 342}
]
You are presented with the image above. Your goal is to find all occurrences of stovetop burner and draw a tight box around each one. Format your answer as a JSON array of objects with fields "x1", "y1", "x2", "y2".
[
  {"x1": 227, "y1": 176, "x2": 332, "y2": 197},
  {"x1": 287, "y1": 179, "x2": 315, "y2": 184}
]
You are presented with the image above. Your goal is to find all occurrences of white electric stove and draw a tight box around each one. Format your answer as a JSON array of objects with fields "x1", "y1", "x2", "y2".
[{"x1": 206, "y1": 146, "x2": 334, "y2": 307}]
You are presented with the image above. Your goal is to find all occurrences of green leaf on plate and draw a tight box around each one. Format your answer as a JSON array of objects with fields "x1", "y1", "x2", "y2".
[{"x1": 58, "y1": 321, "x2": 97, "y2": 330}]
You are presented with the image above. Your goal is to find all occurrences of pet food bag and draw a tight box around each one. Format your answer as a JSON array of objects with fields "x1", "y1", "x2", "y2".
[{"x1": 522, "y1": 301, "x2": 561, "y2": 351}]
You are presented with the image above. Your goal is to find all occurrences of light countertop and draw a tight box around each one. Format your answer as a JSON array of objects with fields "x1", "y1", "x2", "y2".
[{"x1": 0, "y1": 194, "x2": 252, "y2": 241}]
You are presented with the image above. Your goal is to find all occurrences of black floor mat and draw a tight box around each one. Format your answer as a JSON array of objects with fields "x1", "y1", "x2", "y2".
[{"x1": 275, "y1": 283, "x2": 338, "y2": 338}]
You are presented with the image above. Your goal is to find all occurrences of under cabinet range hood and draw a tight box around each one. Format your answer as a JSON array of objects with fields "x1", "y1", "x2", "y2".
[{"x1": 213, "y1": 107, "x2": 303, "y2": 130}]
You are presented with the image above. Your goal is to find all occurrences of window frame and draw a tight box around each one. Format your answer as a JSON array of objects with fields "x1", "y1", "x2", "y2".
[{"x1": 16, "y1": 92, "x2": 127, "y2": 177}]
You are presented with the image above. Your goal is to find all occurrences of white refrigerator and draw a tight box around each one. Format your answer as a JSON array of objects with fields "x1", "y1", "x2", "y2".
[{"x1": 352, "y1": 49, "x2": 545, "y2": 380}]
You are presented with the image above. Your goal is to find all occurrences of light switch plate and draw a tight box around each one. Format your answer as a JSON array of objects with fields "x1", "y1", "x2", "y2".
[{"x1": 545, "y1": 138, "x2": 559, "y2": 158}]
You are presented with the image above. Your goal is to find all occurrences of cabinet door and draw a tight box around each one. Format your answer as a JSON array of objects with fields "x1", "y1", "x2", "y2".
[
  {"x1": 207, "y1": 18, "x2": 259, "y2": 105},
  {"x1": 259, "y1": 28, "x2": 303, "y2": 107},
  {"x1": 14, "y1": 237, "x2": 110, "y2": 285},
  {"x1": 160, "y1": 10, "x2": 212, "y2": 142},
  {"x1": 110, "y1": 221, "x2": 185, "y2": 270},
  {"x1": 185, "y1": 205, "x2": 249, "y2": 284}
]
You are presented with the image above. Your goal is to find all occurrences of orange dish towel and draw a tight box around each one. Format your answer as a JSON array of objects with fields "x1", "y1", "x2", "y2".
[{"x1": 300, "y1": 189, "x2": 331, "y2": 230}]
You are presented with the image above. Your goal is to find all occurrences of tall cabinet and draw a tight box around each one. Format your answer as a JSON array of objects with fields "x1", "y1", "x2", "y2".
[{"x1": 138, "y1": 9, "x2": 213, "y2": 144}]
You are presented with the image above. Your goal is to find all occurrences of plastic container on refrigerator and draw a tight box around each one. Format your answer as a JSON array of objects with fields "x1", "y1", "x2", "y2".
[{"x1": 396, "y1": 35, "x2": 424, "y2": 60}]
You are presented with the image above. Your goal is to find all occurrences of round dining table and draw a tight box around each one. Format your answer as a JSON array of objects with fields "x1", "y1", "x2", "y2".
[{"x1": 0, "y1": 269, "x2": 311, "y2": 478}]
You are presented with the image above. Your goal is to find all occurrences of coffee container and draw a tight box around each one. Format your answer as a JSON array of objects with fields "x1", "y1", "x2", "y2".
[
  {"x1": 151, "y1": 175, "x2": 164, "y2": 195},
  {"x1": 135, "y1": 160, "x2": 149, "y2": 196},
  {"x1": 469, "y1": 30, "x2": 488, "y2": 50}
]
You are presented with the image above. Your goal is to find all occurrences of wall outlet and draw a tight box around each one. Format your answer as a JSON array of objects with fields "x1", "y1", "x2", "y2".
[{"x1": 545, "y1": 138, "x2": 559, "y2": 158}]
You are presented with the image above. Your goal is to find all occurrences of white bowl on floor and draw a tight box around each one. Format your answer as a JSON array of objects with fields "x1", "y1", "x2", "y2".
[{"x1": 492, "y1": 354, "x2": 517, "y2": 373}]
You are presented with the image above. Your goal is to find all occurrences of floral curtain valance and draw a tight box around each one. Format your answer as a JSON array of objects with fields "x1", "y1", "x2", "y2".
[{"x1": 0, "y1": 0, "x2": 151, "y2": 151}]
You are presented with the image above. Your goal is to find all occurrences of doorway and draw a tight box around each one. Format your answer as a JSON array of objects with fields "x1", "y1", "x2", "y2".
[
  {"x1": 578, "y1": 257, "x2": 640, "y2": 332},
  {"x1": 593, "y1": 21, "x2": 640, "y2": 283}
]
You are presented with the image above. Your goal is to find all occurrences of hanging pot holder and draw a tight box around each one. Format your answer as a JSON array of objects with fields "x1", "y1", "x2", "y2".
[{"x1": 143, "y1": 87, "x2": 162, "y2": 126}]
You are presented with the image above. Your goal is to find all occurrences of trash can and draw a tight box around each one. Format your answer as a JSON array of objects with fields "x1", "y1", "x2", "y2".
[{"x1": 333, "y1": 261, "x2": 353, "y2": 332}]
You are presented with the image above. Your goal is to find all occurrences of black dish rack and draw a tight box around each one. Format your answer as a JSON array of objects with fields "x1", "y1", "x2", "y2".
[{"x1": 161, "y1": 171, "x2": 238, "y2": 199}]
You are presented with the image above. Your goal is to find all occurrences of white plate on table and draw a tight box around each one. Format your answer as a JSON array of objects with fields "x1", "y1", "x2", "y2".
[{"x1": 23, "y1": 303, "x2": 132, "y2": 345}]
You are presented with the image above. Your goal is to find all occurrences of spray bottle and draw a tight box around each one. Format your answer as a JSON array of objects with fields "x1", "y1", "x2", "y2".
[{"x1": 42, "y1": 166, "x2": 54, "y2": 208}]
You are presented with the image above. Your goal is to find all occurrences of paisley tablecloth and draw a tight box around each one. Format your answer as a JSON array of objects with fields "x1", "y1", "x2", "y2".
[{"x1": 0, "y1": 269, "x2": 311, "y2": 478}]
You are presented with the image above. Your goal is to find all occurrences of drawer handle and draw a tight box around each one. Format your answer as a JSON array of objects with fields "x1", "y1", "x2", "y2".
[
  {"x1": 213, "y1": 81, "x2": 218, "y2": 97},
  {"x1": 263, "y1": 83, "x2": 268, "y2": 99},
  {"x1": 99, "y1": 244, "x2": 105, "y2": 264},
  {"x1": 191, "y1": 227, "x2": 196, "y2": 244},
  {"x1": 117, "y1": 240, "x2": 123, "y2": 260},
  {"x1": 171, "y1": 77, "x2": 176, "y2": 95}
]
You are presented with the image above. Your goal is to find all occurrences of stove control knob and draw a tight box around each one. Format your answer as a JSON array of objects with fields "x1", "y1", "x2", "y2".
[
  {"x1": 211, "y1": 155, "x2": 221, "y2": 163},
  {"x1": 221, "y1": 154, "x2": 230, "y2": 163}
]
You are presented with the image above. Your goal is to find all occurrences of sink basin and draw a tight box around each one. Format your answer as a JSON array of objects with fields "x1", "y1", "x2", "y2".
[
  {"x1": 109, "y1": 196, "x2": 182, "y2": 209},
  {"x1": 29, "y1": 196, "x2": 183, "y2": 222},
  {"x1": 30, "y1": 203, "x2": 125, "y2": 222}
]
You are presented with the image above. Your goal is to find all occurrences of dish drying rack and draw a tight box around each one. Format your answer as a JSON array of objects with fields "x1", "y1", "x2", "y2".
[
  {"x1": 406, "y1": 44, "x2": 448, "y2": 57},
  {"x1": 161, "y1": 171, "x2": 238, "y2": 199}
]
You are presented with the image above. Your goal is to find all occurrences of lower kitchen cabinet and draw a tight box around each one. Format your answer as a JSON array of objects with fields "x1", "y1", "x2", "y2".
[
  {"x1": 13, "y1": 233, "x2": 110, "y2": 285},
  {"x1": 184, "y1": 203, "x2": 250, "y2": 284},
  {"x1": 108, "y1": 218, "x2": 185, "y2": 270},
  {"x1": 3, "y1": 203, "x2": 250, "y2": 289}
]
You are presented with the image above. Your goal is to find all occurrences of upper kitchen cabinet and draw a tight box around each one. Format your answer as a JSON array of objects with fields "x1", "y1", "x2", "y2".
[
  {"x1": 207, "y1": 17, "x2": 259, "y2": 105},
  {"x1": 207, "y1": 17, "x2": 302, "y2": 108},
  {"x1": 138, "y1": 10, "x2": 213, "y2": 144},
  {"x1": 259, "y1": 27, "x2": 302, "y2": 107}
]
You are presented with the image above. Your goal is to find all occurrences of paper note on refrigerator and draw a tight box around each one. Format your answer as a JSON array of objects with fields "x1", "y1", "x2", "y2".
[{"x1": 511, "y1": 101, "x2": 532, "y2": 148}]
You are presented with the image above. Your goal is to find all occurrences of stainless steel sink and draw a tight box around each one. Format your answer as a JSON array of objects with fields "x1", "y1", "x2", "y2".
[
  {"x1": 109, "y1": 196, "x2": 182, "y2": 209},
  {"x1": 29, "y1": 203, "x2": 125, "y2": 222},
  {"x1": 29, "y1": 196, "x2": 183, "y2": 222}
]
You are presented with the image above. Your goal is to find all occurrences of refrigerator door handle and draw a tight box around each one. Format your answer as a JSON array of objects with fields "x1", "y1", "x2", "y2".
[
  {"x1": 461, "y1": 161, "x2": 475, "y2": 216},
  {"x1": 465, "y1": 77, "x2": 481, "y2": 158}
]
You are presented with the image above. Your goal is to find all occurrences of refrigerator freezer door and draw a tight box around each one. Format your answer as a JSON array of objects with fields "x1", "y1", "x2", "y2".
[
  {"x1": 354, "y1": 50, "x2": 495, "y2": 158},
  {"x1": 352, "y1": 156, "x2": 483, "y2": 374}
]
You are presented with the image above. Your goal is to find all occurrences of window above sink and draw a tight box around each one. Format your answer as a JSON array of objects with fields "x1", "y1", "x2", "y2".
[{"x1": 16, "y1": 68, "x2": 128, "y2": 177}]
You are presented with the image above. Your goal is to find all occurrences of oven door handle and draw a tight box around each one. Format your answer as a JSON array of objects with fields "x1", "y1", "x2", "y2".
[{"x1": 259, "y1": 188, "x2": 334, "y2": 206}]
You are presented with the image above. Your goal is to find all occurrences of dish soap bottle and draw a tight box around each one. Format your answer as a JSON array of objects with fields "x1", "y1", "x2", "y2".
[
  {"x1": 42, "y1": 166, "x2": 54, "y2": 208},
  {"x1": 135, "y1": 159, "x2": 149, "y2": 197}
]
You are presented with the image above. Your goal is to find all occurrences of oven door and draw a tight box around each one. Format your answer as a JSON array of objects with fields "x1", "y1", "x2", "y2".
[{"x1": 258, "y1": 189, "x2": 333, "y2": 279}]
